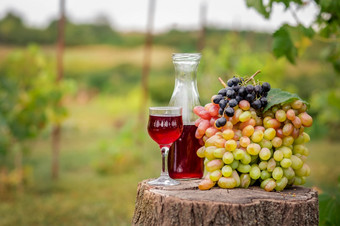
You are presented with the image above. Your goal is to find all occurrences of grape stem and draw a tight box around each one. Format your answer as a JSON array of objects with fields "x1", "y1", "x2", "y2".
[
  {"x1": 218, "y1": 77, "x2": 227, "y2": 88},
  {"x1": 245, "y1": 70, "x2": 261, "y2": 84}
]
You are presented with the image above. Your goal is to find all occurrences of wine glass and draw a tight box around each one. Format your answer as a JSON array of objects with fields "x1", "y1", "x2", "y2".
[{"x1": 147, "y1": 106, "x2": 183, "y2": 186}]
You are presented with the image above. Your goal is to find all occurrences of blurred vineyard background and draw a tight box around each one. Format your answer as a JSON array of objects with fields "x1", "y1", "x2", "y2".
[{"x1": 0, "y1": 0, "x2": 340, "y2": 225}]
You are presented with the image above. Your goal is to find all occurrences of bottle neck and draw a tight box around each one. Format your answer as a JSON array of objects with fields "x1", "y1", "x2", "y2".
[{"x1": 173, "y1": 62, "x2": 199, "y2": 82}]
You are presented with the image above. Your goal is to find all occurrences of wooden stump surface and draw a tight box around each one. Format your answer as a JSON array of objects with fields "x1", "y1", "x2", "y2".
[{"x1": 133, "y1": 179, "x2": 318, "y2": 226}]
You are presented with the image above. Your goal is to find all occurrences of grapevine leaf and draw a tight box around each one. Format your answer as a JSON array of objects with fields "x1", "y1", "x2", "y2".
[
  {"x1": 246, "y1": 0, "x2": 270, "y2": 18},
  {"x1": 272, "y1": 24, "x2": 297, "y2": 64},
  {"x1": 263, "y1": 88, "x2": 310, "y2": 112}
]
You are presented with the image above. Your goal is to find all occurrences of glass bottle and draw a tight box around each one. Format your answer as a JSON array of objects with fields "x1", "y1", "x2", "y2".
[{"x1": 168, "y1": 53, "x2": 204, "y2": 179}]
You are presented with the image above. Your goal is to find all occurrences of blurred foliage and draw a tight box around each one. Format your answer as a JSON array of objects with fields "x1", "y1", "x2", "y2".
[
  {"x1": 0, "y1": 45, "x2": 75, "y2": 189},
  {"x1": 319, "y1": 176, "x2": 340, "y2": 226}
]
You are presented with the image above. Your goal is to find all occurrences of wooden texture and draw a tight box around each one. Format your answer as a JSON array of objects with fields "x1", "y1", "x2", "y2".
[{"x1": 133, "y1": 179, "x2": 318, "y2": 226}]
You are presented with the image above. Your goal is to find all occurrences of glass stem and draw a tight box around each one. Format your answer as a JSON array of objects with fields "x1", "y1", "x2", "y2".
[{"x1": 161, "y1": 146, "x2": 169, "y2": 177}]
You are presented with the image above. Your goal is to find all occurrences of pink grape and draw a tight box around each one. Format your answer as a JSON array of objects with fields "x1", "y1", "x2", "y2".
[
  {"x1": 242, "y1": 125, "x2": 255, "y2": 137},
  {"x1": 298, "y1": 112, "x2": 313, "y2": 127},
  {"x1": 239, "y1": 100, "x2": 250, "y2": 110},
  {"x1": 286, "y1": 109, "x2": 296, "y2": 121},
  {"x1": 282, "y1": 123, "x2": 294, "y2": 136},
  {"x1": 193, "y1": 106, "x2": 211, "y2": 119},
  {"x1": 292, "y1": 116, "x2": 302, "y2": 128}
]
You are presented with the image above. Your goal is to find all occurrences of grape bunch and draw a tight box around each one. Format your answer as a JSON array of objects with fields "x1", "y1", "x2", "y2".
[
  {"x1": 213, "y1": 72, "x2": 270, "y2": 128},
  {"x1": 193, "y1": 76, "x2": 313, "y2": 192}
]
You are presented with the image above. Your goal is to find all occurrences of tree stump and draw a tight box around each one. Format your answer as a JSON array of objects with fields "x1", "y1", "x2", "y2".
[{"x1": 133, "y1": 179, "x2": 318, "y2": 226}]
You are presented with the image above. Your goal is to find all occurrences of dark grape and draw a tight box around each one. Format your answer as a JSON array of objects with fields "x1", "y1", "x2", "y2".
[
  {"x1": 227, "y1": 79, "x2": 234, "y2": 87},
  {"x1": 218, "y1": 88, "x2": 227, "y2": 96},
  {"x1": 232, "y1": 77, "x2": 240, "y2": 86},
  {"x1": 226, "y1": 89, "x2": 236, "y2": 98},
  {"x1": 229, "y1": 99, "x2": 238, "y2": 107},
  {"x1": 255, "y1": 85, "x2": 262, "y2": 94},
  {"x1": 246, "y1": 93, "x2": 255, "y2": 102},
  {"x1": 215, "y1": 117, "x2": 227, "y2": 127},
  {"x1": 213, "y1": 95, "x2": 223, "y2": 104},
  {"x1": 225, "y1": 107, "x2": 235, "y2": 117},
  {"x1": 238, "y1": 86, "x2": 246, "y2": 97},
  {"x1": 246, "y1": 85, "x2": 254, "y2": 93},
  {"x1": 252, "y1": 99, "x2": 262, "y2": 109},
  {"x1": 218, "y1": 108, "x2": 224, "y2": 115},
  {"x1": 232, "y1": 85, "x2": 240, "y2": 92},
  {"x1": 262, "y1": 91, "x2": 268, "y2": 97},
  {"x1": 219, "y1": 99, "x2": 228, "y2": 109},
  {"x1": 235, "y1": 95, "x2": 243, "y2": 102},
  {"x1": 260, "y1": 97, "x2": 268, "y2": 106},
  {"x1": 262, "y1": 82, "x2": 271, "y2": 92}
]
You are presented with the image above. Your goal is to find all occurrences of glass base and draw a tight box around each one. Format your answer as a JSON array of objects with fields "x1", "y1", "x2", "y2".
[{"x1": 148, "y1": 175, "x2": 180, "y2": 186}]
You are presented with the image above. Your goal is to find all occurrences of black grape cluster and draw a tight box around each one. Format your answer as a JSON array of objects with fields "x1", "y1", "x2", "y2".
[{"x1": 213, "y1": 77, "x2": 271, "y2": 128}]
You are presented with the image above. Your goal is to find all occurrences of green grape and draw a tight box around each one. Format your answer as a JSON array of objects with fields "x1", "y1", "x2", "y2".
[
  {"x1": 303, "y1": 147, "x2": 310, "y2": 156},
  {"x1": 293, "y1": 176, "x2": 305, "y2": 185},
  {"x1": 259, "y1": 147, "x2": 271, "y2": 160},
  {"x1": 275, "y1": 177, "x2": 288, "y2": 191},
  {"x1": 261, "y1": 178, "x2": 276, "y2": 192},
  {"x1": 251, "y1": 130, "x2": 264, "y2": 143},
  {"x1": 282, "y1": 136, "x2": 294, "y2": 146},
  {"x1": 283, "y1": 167, "x2": 295, "y2": 179},
  {"x1": 259, "y1": 161, "x2": 268, "y2": 170},
  {"x1": 260, "y1": 170, "x2": 271, "y2": 180},
  {"x1": 225, "y1": 139, "x2": 237, "y2": 151},
  {"x1": 206, "y1": 159, "x2": 224, "y2": 172},
  {"x1": 237, "y1": 163, "x2": 251, "y2": 173},
  {"x1": 272, "y1": 167, "x2": 283, "y2": 180},
  {"x1": 295, "y1": 163, "x2": 310, "y2": 177},
  {"x1": 221, "y1": 165, "x2": 233, "y2": 177},
  {"x1": 232, "y1": 170, "x2": 241, "y2": 187},
  {"x1": 210, "y1": 170, "x2": 222, "y2": 181},
  {"x1": 282, "y1": 103, "x2": 291, "y2": 111},
  {"x1": 294, "y1": 134, "x2": 305, "y2": 145},
  {"x1": 233, "y1": 149, "x2": 245, "y2": 160},
  {"x1": 267, "y1": 158, "x2": 276, "y2": 172},
  {"x1": 280, "y1": 158, "x2": 292, "y2": 168},
  {"x1": 293, "y1": 144, "x2": 305, "y2": 155},
  {"x1": 218, "y1": 177, "x2": 237, "y2": 189},
  {"x1": 213, "y1": 148, "x2": 226, "y2": 158},
  {"x1": 291, "y1": 155, "x2": 303, "y2": 170},
  {"x1": 247, "y1": 143, "x2": 261, "y2": 155},
  {"x1": 230, "y1": 160, "x2": 239, "y2": 170},
  {"x1": 287, "y1": 177, "x2": 295, "y2": 186},
  {"x1": 239, "y1": 111, "x2": 252, "y2": 122},
  {"x1": 272, "y1": 137, "x2": 282, "y2": 148},
  {"x1": 204, "y1": 158, "x2": 209, "y2": 165},
  {"x1": 259, "y1": 139, "x2": 273, "y2": 149},
  {"x1": 279, "y1": 146, "x2": 292, "y2": 158},
  {"x1": 205, "y1": 146, "x2": 217, "y2": 160},
  {"x1": 303, "y1": 132, "x2": 310, "y2": 143},
  {"x1": 240, "y1": 152, "x2": 251, "y2": 165},
  {"x1": 263, "y1": 128, "x2": 276, "y2": 140},
  {"x1": 273, "y1": 150, "x2": 284, "y2": 161},
  {"x1": 240, "y1": 174, "x2": 251, "y2": 188},
  {"x1": 275, "y1": 109, "x2": 287, "y2": 122},
  {"x1": 250, "y1": 154, "x2": 258, "y2": 164},
  {"x1": 249, "y1": 165, "x2": 261, "y2": 180},
  {"x1": 197, "y1": 146, "x2": 206, "y2": 158},
  {"x1": 222, "y1": 151, "x2": 234, "y2": 164}
]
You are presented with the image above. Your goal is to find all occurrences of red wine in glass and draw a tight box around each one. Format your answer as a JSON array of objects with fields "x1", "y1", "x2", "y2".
[
  {"x1": 148, "y1": 115, "x2": 183, "y2": 148},
  {"x1": 147, "y1": 107, "x2": 183, "y2": 186}
]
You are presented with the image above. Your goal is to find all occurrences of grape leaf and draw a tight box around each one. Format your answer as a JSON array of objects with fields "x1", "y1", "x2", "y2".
[
  {"x1": 263, "y1": 88, "x2": 310, "y2": 112},
  {"x1": 272, "y1": 24, "x2": 297, "y2": 64}
]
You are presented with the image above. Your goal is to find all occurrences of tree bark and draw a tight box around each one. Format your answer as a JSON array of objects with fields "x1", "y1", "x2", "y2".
[
  {"x1": 133, "y1": 179, "x2": 318, "y2": 226},
  {"x1": 139, "y1": 0, "x2": 156, "y2": 127},
  {"x1": 52, "y1": 0, "x2": 65, "y2": 180}
]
